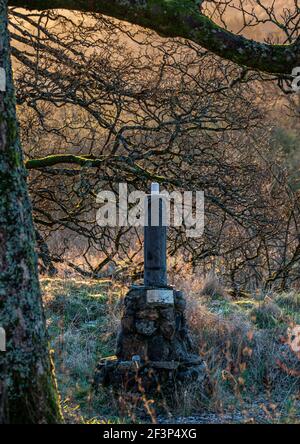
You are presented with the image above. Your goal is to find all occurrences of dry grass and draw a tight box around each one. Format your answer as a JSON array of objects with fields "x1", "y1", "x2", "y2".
[
  {"x1": 275, "y1": 292, "x2": 300, "y2": 312},
  {"x1": 42, "y1": 273, "x2": 300, "y2": 423},
  {"x1": 250, "y1": 300, "x2": 283, "y2": 329},
  {"x1": 43, "y1": 277, "x2": 126, "y2": 423},
  {"x1": 185, "y1": 293, "x2": 300, "y2": 416},
  {"x1": 199, "y1": 273, "x2": 228, "y2": 300}
]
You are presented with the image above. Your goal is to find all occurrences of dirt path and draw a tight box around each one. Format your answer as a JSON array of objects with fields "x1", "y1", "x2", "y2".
[{"x1": 157, "y1": 401, "x2": 300, "y2": 424}]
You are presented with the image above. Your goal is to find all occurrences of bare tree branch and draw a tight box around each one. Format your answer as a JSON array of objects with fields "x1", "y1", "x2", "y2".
[{"x1": 9, "y1": 0, "x2": 300, "y2": 74}]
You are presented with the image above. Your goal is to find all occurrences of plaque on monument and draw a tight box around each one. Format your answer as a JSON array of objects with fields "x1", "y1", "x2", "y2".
[{"x1": 146, "y1": 288, "x2": 174, "y2": 305}]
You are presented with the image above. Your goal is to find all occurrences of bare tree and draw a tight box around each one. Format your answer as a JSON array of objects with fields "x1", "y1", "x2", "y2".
[
  {"x1": 8, "y1": 0, "x2": 300, "y2": 74},
  {"x1": 9, "y1": 9, "x2": 300, "y2": 290}
]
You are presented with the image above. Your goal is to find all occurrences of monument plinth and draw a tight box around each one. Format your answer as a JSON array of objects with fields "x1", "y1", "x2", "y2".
[{"x1": 94, "y1": 184, "x2": 206, "y2": 415}]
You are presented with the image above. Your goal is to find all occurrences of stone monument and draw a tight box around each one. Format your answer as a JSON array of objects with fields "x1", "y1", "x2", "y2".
[{"x1": 94, "y1": 184, "x2": 206, "y2": 412}]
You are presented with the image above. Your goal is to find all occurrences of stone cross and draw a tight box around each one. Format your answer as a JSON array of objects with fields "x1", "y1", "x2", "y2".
[{"x1": 144, "y1": 183, "x2": 167, "y2": 287}]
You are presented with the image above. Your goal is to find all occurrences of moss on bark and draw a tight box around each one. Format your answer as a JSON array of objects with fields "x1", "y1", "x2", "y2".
[
  {"x1": 0, "y1": 0, "x2": 62, "y2": 424},
  {"x1": 8, "y1": 0, "x2": 300, "y2": 74}
]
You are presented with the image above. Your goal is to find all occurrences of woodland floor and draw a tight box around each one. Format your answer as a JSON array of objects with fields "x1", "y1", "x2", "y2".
[{"x1": 42, "y1": 277, "x2": 300, "y2": 424}]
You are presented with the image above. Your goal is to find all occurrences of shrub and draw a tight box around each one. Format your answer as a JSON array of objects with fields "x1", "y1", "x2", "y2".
[
  {"x1": 250, "y1": 302, "x2": 283, "y2": 329},
  {"x1": 200, "y1": 273, "x2": 228, "y2": 300},
  {"x1": 275, "y1": 293, "x2": 300, "y2": 312}
]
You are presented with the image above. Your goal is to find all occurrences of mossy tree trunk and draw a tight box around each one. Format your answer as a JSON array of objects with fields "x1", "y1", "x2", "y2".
[{"x1": 0, "y1": 0, "x2": 62, "y2": 424}]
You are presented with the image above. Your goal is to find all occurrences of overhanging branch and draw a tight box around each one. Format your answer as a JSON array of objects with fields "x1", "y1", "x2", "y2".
[
  {"x1": 25, "y1": 154, "x2": 106, "y2": 169},
  {"x1": 25, "y1": 154, "x2": 169, "y2": 183},
  {"x1": 9, "y1": 0, "x2": 300, "y2": 75}
]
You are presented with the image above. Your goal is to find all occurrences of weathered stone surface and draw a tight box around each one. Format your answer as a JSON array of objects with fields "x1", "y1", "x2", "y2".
[
  {"x1": 174, "y1": 290, "x2": 187, "y2": 311},
  {"x1": 136, "y1": 309, "x2": 159, "y2": 320},
  {"x1": 170, "y1": 338, "x2": 190, "y2": 361},
  {"x1": 160, "y1": 307, "x2": 174, "y2": 321},
  {"x1": 95, "y1": 285, "x2": 208, "y2": 414},
  {"x1": 146, "y1": 288, "x2": 174, "y2": 305},
  {"x1": 124, "y1": 288, "x2": 147, "y2": 310},
  {"x1": 116, "y1": 333, "x2": 148, "y2": 360},
  {"x1": 124, "y1": 307, "x2": 135, "y2": 316},
  {"x1": 121, "y1": 316, "x2": 135, "y2": 333},
  {"x1": 147, "y1": 360, "x2": 179, "y2": 370},
  {"x1": 160, "y1": 320, "x2": 175, "y2": 339},
  {"x1": 136, "y1": 319, "x2": 157, "y2": 336},
  {"x1": 177, "y1": 361, "x2": 207, "y2": 383},
  {"x1": 182, "y1": 354, "x2": 203, "y2": 366},
  {"x1": 148, "y1": 335, "x2": 170, "y2": 361},
  {"x1": 175, "y1": 313, "x2": 182, "y2": 330},
  {"x1": 115, "y1": 287, "x2": 195, "y2": 363},
  {"x1": 93, "y1": 356, "x2": 208, "y2": 413},
  {"x1": 118, "y1": 361, "x2": 138, "y2": 371}
]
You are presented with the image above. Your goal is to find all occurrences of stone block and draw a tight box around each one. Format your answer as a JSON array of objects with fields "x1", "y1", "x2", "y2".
[
  {"x1": 135, "y1": 319, "x2": 157, "y2": 336},
  {"x1": 147, "y1": 360, "x2": 179, "y2": 370},
  {"x1": 121, "y1": 316, "x2": 135, "y2": 333},
  {"x1": 125, "y1": 288, "x2": 147, "y2": 310},
  {"x1": 148, "y1": 335, "x2": 170, "y2": 361},
  {"x1": 175, "y1": 313, "x2": 182, "y2": 330},
  {"x1": 160, "y1": 307, "x2": 174, "y2": 321},
  {"x1": 160, "y1": 320, "x2": 175, "y2": 339},
  {"x1": 116, "y1": 333, "x2": 148, "y2": 360},
  {"x1": 136, "y1": 309, "x2": 159, "y2": 320},
  {"x1": 174, "y1": 290, "x2": 186, "y2": 311}
]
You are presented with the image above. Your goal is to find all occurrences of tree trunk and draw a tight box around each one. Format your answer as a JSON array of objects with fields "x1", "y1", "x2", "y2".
[{"x1": 0, "y1": 0, "x2": 62, "y2": 424}]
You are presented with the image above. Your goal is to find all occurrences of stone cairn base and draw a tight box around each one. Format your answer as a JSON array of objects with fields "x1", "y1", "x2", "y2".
[{"x1": 94, "y1": 285, "x2": 207, "y2": 415}]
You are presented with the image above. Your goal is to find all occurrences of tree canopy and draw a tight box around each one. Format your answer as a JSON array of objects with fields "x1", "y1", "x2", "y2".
[{"x1": 9, "y1": 0, "x2": 300, "y2": 75}]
